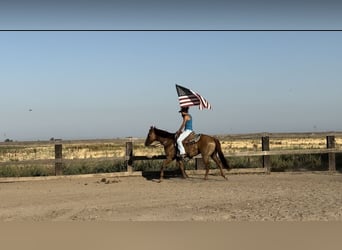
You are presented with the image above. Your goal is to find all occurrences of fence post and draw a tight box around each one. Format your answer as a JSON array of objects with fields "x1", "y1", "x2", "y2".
[
  {"x1": 262, "y1": 135, "x2": 271, "y2": 174},
  {"x1": 54, "y1": 139, "x2": 63, "y2": 176},
  {"x1": 195, "y1": 157, "x2": 205, "y2": 170},
  {"x1": 327, "y1": 135, "x2": 336, "y2": 172},
  {"x1": 126, "y1": 141, "x2": 133, "y2": 173}
]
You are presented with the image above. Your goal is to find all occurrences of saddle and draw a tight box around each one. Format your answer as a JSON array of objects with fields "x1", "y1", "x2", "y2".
[
  {"x1": 182, "y1": 131, "x2": 201, "y2": 145},
  {"x1": 175, "y1": 132, "x2": 201, "y2": 160}
]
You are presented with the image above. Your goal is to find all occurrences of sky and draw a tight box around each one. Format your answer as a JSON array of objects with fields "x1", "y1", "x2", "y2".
[{"x1": 1, "y1": 1, "x2": 342, "y2": 141}]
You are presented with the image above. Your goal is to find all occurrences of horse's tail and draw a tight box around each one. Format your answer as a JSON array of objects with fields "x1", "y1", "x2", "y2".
[{"x1": 214, "y1": 138, "x2": 230, "y2": 170}]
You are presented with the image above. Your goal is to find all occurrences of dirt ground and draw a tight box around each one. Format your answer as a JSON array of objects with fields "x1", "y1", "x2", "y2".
[{"x1": 0, "y1": 172, "x2": 342, "y2": 221}]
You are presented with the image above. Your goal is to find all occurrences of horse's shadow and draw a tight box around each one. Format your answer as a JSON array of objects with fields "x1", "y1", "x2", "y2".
[
  {"x1": 142, "y1": 169, "x2": 183, "y2": 181},
  {"x1": 142, "y1": 169, "x2": 227, "y2": 183}
]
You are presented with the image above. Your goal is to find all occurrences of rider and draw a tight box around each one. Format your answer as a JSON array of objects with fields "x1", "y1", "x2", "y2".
[{"x1": 176, "y1": 106, "x2": 193, "y2": 158}]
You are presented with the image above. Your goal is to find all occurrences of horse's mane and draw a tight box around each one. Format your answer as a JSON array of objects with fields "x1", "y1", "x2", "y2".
[{"x1": 153, "y1": 127, "x2": 175, "y2": 139}]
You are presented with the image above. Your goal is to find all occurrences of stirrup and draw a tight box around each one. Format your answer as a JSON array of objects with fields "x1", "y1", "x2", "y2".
[{"x1": 178, "y1": 154, "x2": 189, "y2": 162}]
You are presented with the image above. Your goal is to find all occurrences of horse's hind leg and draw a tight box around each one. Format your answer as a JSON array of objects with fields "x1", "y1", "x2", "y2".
[
  {"x1": 211, "y1": 154, "x2": 227, "y2": 180},
  {"x1": 177, "y1": 160, "x2": 188, "y2": 179},
  {"x1": 202, "y1": 156, "x2": 211, "y2": 180}
]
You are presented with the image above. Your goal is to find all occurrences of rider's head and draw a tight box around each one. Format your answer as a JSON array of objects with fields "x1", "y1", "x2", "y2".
[{"x1": 179, "y1": 107, "x2": 189, "y2": 114}]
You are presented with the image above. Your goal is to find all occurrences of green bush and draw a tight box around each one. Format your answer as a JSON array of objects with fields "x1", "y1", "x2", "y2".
[
  {"x1": 0, "y1": 154, "x2": 331, "y2": 178},
  {"x1": 62, "y1": 159, "x2": 125, "y2": 175},
  {"x1": 271, "y1": 154, "x2": 323, "y2": 171},
  {"x1": 229, "y1": 156, "x2": 262, "y2": 168},
  {"x1": 0, "y1": 165, "x2": 53, "y2": 177},
  {"x1": 228, "y1": 154, "x2": 324, "y2": 172}
]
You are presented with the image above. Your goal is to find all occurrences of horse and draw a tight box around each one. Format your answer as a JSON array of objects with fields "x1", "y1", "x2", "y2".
[{"x1": 144, "y1": 126, "x2": 230, "y2": 181}]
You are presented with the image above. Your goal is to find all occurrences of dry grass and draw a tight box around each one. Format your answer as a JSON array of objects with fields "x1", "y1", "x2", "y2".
[{"x1": 1, "y1": 135, "x2": 342, "y2": 162}]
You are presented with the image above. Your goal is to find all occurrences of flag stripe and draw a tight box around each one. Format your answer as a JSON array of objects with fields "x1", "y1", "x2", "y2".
[
  {"x1": 178, "y1": 95, "x2": 201, "y2": 106},
  {"x1": 194, "y1": 92, "x2": 212, "y2": 110}
]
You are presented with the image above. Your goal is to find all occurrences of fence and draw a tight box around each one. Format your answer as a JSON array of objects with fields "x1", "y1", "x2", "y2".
[{"x1": 1, "y1": 133, "x2": 341, "y2": 178}]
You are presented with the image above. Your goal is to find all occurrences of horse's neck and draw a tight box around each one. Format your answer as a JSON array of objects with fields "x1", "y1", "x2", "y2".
[{"x1": 156, "y1": 135, "x2": 175, "y2": 147}]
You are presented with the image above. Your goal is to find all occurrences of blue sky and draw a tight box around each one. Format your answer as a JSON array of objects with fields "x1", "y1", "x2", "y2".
[{"x1": 1, "y1": 1, "x2": 342, "y2": 141}]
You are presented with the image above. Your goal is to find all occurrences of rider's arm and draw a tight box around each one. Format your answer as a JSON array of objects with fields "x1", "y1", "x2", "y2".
[{"x1": 177, "y1": 115, "x2": 190, "y2": 134}]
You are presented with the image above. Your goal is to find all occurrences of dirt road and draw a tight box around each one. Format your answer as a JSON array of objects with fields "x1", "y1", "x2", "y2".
[{"x1": 1, "y1": 172, "x2": 342, "y2": 221}]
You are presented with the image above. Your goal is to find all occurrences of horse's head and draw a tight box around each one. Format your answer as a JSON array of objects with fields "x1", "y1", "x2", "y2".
[{"x1": 145, "y1": 126, "x2": 157, "y2": 146}]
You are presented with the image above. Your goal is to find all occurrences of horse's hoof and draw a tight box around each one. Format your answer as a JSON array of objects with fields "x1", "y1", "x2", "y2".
[{"x1": 152, "y1": 179, "x2": 162, "y2": 183}]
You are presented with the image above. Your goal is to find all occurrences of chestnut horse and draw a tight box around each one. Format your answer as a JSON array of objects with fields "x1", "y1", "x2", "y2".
[{"x1": 144, "y1": 126, "x2": 230, "y2": 181}]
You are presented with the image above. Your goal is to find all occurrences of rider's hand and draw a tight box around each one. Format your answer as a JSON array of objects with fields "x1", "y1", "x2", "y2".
[{"x1": 176, "y1": 130, "x2": 181, "y2": 138}]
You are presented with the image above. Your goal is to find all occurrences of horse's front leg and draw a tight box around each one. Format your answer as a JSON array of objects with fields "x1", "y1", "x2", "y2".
[
  {"x1": 159, "y1": 158, "x2": 173, "y2": 182},
  {"x1": 177, "y1": 160, "x2": 188, "y2": 179}
]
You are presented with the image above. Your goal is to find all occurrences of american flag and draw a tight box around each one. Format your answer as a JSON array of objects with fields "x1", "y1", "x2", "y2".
[{"x1": 175, "y1": 84, "x2": 212, "y2": 110}]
